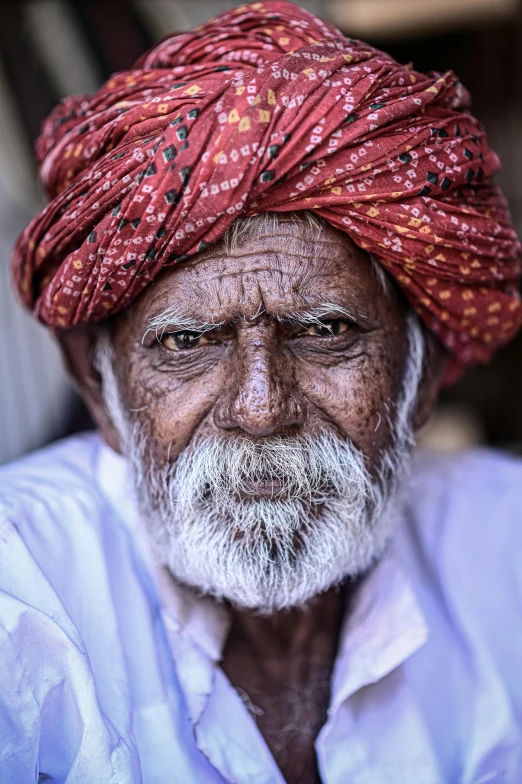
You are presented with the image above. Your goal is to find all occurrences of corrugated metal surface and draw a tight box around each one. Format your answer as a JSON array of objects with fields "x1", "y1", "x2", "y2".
[{"x1": 0, "y1": 187, "x2": 73, "y2": 464}]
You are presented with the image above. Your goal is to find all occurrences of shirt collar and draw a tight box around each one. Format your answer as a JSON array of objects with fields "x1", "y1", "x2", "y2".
[
  {"x1": 154, "y1": 536, "x2": 429, "y2": 722},
  {"x1": 330, "y1": 542, "x2": 429, "y2": 714},
  {"x1": 156, "y1": 567, "x2": 230, "y2": 662}
]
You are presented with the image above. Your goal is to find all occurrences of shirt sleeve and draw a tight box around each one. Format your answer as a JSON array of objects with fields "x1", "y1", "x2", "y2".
[{"x1": 0, "y1": 508, "x2": 140, "y2": 784}]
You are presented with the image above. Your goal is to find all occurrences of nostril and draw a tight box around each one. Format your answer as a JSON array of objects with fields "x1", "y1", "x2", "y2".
[{"x1": 288, "y1": 395, "x2": 307, "y2": 426}]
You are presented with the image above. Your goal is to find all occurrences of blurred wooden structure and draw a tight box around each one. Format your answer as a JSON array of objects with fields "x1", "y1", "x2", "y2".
[{"x1": 330, "y1": 0, "x2": 519, "y2": 39}]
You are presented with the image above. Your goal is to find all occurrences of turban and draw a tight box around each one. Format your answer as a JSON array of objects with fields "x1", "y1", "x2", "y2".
[{"x1": 12, "y1": 0, "x2": 522, "y2": 378}]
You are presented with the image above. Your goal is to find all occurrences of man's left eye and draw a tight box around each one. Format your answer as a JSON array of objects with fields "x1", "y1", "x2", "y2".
[
  {"x1": 304, "y1": 319, "x2": 350, "y2": 337},
  {"x1": 161, "y1": 331, "x2": 211, "y2": 350}
]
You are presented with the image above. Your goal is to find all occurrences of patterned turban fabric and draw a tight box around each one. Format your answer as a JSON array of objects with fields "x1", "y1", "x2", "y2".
[{"x1": 12, "y1": 0, "x2": 522, "y2": 378}]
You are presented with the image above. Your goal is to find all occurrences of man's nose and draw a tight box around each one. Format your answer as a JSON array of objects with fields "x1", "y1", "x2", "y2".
[{"x1": 213, "y1": 322, "x2": 306, "y2": 437}]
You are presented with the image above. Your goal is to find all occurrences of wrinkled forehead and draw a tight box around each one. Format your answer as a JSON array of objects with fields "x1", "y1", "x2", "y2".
[{"x1": 126, "y1": 214, "x2": 391, "y2": 327}]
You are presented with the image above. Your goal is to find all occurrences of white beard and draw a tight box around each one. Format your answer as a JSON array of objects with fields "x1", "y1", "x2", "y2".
[{"x1": 96, "y1": 313, "x2": 424, "y2": 613}]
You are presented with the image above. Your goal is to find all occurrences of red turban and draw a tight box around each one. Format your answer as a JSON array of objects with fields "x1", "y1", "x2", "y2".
[{"x1": 12, "y1": 0, "x2": 521, "y2": 377}]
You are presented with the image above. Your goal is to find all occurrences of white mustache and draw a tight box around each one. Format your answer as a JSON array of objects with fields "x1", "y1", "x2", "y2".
[{"x1": 169, "y1": 432, "x2": 373, "y2": 513}]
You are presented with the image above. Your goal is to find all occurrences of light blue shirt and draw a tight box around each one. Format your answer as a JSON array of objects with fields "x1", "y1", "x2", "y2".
[{"x1": 0, "y1": 433, "x2": 521, "y2": 784}]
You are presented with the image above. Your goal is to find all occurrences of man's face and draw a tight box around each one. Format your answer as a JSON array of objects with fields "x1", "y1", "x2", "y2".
[
  {"x1": 95, "y1": 216, "x2": 425, "y2": 611},
  {"x1": 112, "y1": 217, "x2": 410, "y2": 465}
]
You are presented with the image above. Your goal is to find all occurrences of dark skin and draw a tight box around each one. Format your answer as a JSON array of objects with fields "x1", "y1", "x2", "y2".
[{"x1": 60, "y1": 217, "x2": 446, "y2": 784}]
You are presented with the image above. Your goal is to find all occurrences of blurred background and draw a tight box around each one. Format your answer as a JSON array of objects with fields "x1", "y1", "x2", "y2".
[{"x1": 0, "y1": 0, "x2": 521, "y2": 464}]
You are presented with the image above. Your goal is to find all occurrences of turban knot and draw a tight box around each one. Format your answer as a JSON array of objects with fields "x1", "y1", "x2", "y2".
[{"x1": 12, "y1": 0, "x2": 521, "y2": 377}]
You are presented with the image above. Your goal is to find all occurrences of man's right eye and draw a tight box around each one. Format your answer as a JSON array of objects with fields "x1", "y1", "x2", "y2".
[{"x1": 161, "y1": 331, "x2": 210, "y2": 350}]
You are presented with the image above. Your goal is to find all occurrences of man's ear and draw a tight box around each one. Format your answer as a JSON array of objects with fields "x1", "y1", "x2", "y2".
[
  {"x1": 57, "y1": 326, "x2": 123, "y2": 454},
  {"x1": 411, "y1": 331, "x2": 448, "y2": 432}
]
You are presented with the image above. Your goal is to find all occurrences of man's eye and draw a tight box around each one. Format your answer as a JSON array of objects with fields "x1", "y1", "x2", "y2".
[
  {"x1": 304, "y1": 319, "x2": 350, "y2": 337},
  {"x1": 161, "y1": 331, "x2": 210, "y2": 350}
]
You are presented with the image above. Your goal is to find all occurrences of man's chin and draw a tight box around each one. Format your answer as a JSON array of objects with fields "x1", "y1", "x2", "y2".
[
  {"x1": 151, "y1": 516, "x2": 391, "y2": 615},
  {"x1": 163, "y1": 557, "x2": 362, "y2": 615},
  {"x1": 205, "y1": 496, "x2": 328, "y2": 546}
]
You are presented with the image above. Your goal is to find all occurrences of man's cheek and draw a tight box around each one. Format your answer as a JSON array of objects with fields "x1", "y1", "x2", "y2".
[
  {"x1": 297, "y1": 361, "x2": 395, "y2": 445},
  {"x1": 130, "y1": 383, "x2": 218, "y2": 464},
  {"x1": 131, "y1": 401, "x2": 190, "y2": 464}
]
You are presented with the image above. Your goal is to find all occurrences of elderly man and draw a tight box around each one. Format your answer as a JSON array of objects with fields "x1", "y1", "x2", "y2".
[{"x1": 2, "y1": 2, "x2": 522, "y2": 783}]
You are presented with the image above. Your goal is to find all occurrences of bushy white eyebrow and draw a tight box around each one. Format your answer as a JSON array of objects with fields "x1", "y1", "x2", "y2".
[
  {"x1": 144, "y1": 307, "x2": 224, "y2": 343},
  {"x1": 275, "y1": 303, "x2": 361, "y2": 331},
  {"x1": 143, "y1": 302, "x2": 361, "y2": 343}
]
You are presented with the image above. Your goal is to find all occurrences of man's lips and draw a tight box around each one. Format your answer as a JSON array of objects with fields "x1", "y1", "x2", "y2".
[{"x1": 237, "y1": 478, "x2": 286, "y2": 499}]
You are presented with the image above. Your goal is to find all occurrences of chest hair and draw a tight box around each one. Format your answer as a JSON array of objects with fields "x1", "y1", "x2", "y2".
[{"x1": 228, "y1": 654, "x2": 332, "y2": 784}]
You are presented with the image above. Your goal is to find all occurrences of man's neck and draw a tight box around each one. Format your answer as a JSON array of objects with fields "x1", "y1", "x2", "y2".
[
  {"x1": 225, "y1": 586, "x2": 347, "y2": 665},
  {"x1": 221, "y1": 585, "x2": 355, "y2": 784}
]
